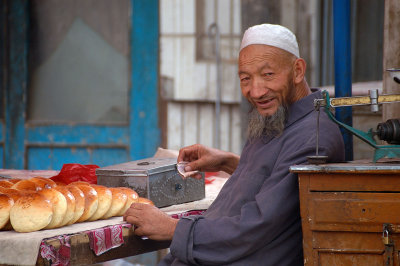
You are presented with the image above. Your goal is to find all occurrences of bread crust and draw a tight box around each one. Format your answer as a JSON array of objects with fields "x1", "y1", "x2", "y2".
[
  {"x1": 87, "y1": 185, "x2": 112, "y2": 221},
  {"x1": 53, "y1": 186, "x2": 76, "y2": 227},
  {"x1": 12, "y1": 180, "x2": 41, "y2": 191},
  {"x1": 10, "y1": 192, "x2": 53, "y2": 233},
  {"x1": 0, "y1": 180, "x2": 14, "y2": 188},
  {"x1": 30, "y1": 177, "x2": 57, "y2": 190},
  {"x1": 116, "y1": 187, "x2": 139, "y2": 216},
  {"x1": 0, "y1": 193, "x2": 14, "y2": 230},
  {"x1": 39, "y1": 188, "x2": 68, "y2": 229},
  {"x1": 71, "y1": 183, "x2": 98, "y2": 222},
  {"x1": 102, "y1": 188, "x2": 127, "y2": 219},
  {"x1": 65, "y1": 185, "x2": 85, "y2": 225}
]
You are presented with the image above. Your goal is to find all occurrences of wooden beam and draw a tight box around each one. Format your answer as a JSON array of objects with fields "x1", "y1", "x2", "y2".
[{"x1": 382, "y1": 0, "x2": 400, "y2": 121}]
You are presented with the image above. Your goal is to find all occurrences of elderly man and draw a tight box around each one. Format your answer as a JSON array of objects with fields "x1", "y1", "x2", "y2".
[{"x1": 124, "y1": 24, "x2": 344, "y2": 265}]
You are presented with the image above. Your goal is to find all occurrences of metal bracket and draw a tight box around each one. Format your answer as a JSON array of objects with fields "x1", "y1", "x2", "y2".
[{"x1": 319, "y1": 90, "x2": 400, "y2": 162}]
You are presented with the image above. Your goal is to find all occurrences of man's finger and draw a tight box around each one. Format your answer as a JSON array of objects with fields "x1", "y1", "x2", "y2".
[{"x1": 125, "y1": 215, "x2": 140, "y2": 226}]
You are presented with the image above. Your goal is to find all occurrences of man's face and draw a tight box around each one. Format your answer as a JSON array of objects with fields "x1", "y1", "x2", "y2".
[{"x1": 238, "y1": 44, "x2": 295, "y2": 117}]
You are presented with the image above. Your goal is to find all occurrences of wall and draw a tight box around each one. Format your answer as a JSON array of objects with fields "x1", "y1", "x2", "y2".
[{"x1": 160, "y1": 0, "x2": 242, "y2": 154}]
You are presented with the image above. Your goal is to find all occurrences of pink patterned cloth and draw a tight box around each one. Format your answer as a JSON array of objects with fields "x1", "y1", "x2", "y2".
[
  {"x1": 40, "y1": 235, "x2": 71, "y2": 266},
  {"x1": 87, "y1": 224, "x2": 129, "y2": 256}
]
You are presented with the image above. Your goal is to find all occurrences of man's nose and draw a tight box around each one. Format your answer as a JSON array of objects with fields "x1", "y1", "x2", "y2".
[{"x1": 249, "y1": 78, "x2": 267, "y2": 99}]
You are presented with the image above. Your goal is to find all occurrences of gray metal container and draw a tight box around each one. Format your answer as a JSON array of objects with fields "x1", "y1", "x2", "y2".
[{"x1": 96, "y1": 157, "x2": 205, "y2": 208}]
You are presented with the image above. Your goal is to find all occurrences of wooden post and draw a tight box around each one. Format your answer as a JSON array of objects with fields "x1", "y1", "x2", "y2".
[{"x1": 382, "y1": 0, "x2": 400, "y2": 121}]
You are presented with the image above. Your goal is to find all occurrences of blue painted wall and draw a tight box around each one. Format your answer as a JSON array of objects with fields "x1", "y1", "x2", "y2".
[{"x1": 3, "y1": 0, "x2": 160, "y2": 170}]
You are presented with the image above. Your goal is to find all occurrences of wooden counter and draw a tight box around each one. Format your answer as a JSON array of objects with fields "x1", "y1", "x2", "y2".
[
  {"x1": 0, "y1": 169, "x2": 227, "y2": 265},
  {"x1": 291, "y1": 161, "x2": 400, "y2": 266},
  {"x1": 36, "y1": 227, "x2": 170, "y2": 265}
]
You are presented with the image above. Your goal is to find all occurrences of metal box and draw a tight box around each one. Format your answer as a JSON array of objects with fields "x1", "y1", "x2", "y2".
[{"x1": 96, "y1": 157, "x2": 205, "y2": 208}]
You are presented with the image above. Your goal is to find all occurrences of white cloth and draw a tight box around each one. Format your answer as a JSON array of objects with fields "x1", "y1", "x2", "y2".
[{"x1": 240, "y1": 24, "x2": 300, "y2": 58}]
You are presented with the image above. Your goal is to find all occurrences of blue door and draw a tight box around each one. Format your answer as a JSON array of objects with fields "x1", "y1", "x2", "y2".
[{"x1": 1, "y1": 0, "x2": 160, "y2": 170}]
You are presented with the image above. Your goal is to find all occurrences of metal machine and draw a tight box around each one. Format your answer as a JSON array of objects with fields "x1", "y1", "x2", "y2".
[{"x1": 310, "y1": 69, "x2": 400, "y2": 163}]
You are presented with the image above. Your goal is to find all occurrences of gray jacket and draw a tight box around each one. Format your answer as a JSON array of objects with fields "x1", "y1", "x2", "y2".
[{"x1": 160, "y1": 89, "x2": 345, "y2": 265}]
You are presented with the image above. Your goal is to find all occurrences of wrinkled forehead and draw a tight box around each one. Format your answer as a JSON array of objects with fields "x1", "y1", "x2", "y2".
[{"x1": 238, "y1": 44, "x2": 295, "y2": 68}]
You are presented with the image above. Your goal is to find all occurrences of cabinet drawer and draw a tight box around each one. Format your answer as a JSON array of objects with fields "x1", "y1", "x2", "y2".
[{"x1": 308, "y1": 192, "x2": 400, "y2": 232}]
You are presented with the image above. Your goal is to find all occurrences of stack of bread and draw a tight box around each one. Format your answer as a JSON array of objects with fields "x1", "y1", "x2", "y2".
[{"x1": 0, "y1": 177, "x2": 153, "y2": 233}]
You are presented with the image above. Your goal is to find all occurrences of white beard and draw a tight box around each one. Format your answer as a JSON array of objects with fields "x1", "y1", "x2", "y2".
[{"x1": 246, "y1": 105, "x2": 288, "y2": 140}]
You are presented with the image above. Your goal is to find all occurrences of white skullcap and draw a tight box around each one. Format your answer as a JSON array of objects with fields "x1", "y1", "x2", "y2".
[{"x1": 240, "y1": 24, "x2": 300, "y2": 58}]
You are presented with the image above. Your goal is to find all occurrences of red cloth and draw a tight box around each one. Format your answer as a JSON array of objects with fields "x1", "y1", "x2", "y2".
[
  {"x1": 87, "y1": 224, "x2": 127, "y2": 256},
  {"x1": 40, "y1": 235, "x2": 71, "y2": 266},
  {"x1": 50, "y1": 164, "x2": 99, "y2": 185}
]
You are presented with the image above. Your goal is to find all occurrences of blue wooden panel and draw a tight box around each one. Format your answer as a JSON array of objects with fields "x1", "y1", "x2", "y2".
[
  {"x1": 0, "y1": 123, "x2": 3, "y2": 142},
  {"x1": 5, "y1": 0, "x2": 28, "y2": 169},
  {"x1": 91, "y1": 148, "x2": 128, "y2": 167},
  {"x1": 27, "y1": 146, "x2": 129, "y2": 170},
  {"x1": 130, "y1": 0, "x2": 160, "y2": 160},
  {"x1": 27, "y1": 147, "x2": 52, "y2": 170},
  {"x1": 0, "y1": 146, "x2": 3, "y2": 168},
  {"x1": 0, "y1": 2, "x2": 4, "y2": 122},
  {"x1": 28, "y1": 147, "x2": 91, "y2": 170},
  {"x1": 27, "y1": 125, "x2": 129, "y2": 145}
]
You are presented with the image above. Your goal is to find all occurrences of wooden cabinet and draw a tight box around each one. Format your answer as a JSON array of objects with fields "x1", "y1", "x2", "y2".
[{"x1": 291, "y1": 162, "x2": 400, "y2": 266}]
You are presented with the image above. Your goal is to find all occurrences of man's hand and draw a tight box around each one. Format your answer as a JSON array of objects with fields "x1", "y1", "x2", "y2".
[
  {"x1": 123, "y1": 203, "x2": 178, "y2": 241},
  {"x1": 178, "y1": 144, "x2": 240, "y2": 176}
]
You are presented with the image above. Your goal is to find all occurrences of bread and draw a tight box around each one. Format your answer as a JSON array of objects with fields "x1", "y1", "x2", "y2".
[
  {"x1": 102, "y1": 188, "x2": 127, "y2": 219},
  {"x1": 0, "y1": 193, "x2": 14, "y2": 230},
  {"x1": 10, "y1": 192, "x2": 53, "y2": 232},
  {"x1": 30, "y1": 177, "x2": 57, "y2": 190},
  {"x1": 12, "y1": 179, "x2": 41, "y2": 191},
  {"x1": 71, "y1": 183, "x2": 98, "y2": 222},
  {"x1": 65, "y1": 185, "x2": 85, "y2": 225},
  {"x1": 0, "y1": 188, "x2": 26, "y2": 231},
  {"x1": 39, "y1": 188, "x2": 67, "y2": 229},
  {"x1": 137, "y1": 197, "x2": 155, "y2": 206},
  {"x1": 53, "y1": 186, "x2": 76, "y2": 227},
  {"x1": 0, "y1": 180, "x2": 14, "y2": 188},
  {"x1": 116, "y1": 187, "x2": 139, "y2": 216},
  {"x1": 8, "y1": 179, "x2": 21, "y2": 184},
  {"x1": 87, "y1": 185, "x2": 112, "y2": 221},
  {"x1": 0, "y1": 187, "x2": 26, "y2": 202}
]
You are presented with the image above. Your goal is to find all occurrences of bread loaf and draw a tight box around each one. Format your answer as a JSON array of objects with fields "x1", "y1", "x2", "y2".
[
  {"x1": 137, "y1": 197, "x2": 155, "y2": 206},
  {"x1": 0, "y1": 188, "x2": 25, "y2": 231},
  {"x1": 30, "y1": 177, "x2": 57, "y2": 190},
  {"x1": 53, "y1": 186, "x2": 76, "y2": 227},
  {"x1": 0, "y1": 187, "x2": 26, "y2": 202},
  {"x1": 87, "y1": 185, "x2": 112, "y2": 221},
  {"x1": 39, "y1": 188, "x2": 67, "y2": 229},
  {"x1": 102, "y1": 188, "x2": 127, "y2": 219},
  {"x1": 65, "y1": 185, "x2": 85, "y2": 225},
  {"x1": 71, "y1": 183, "x2": 98, "y2": 222},
  {"x1": 0, "y1": 180, "x2": 14, "y2": 188},
  {"x1": 0, "y1": 193, "x2": 14, "y2": 230},
  {"x1": 116, "y1": 187, "x2": 139, "y2": 216},
  {"x1": 12, "y1": 180, "x2": 41, "y2": 191},
  {"x1": 10, "y1": 192, "x2": 53, "y2": 232},
  {"x1": 4, "y1": 181, "x2": 141, "y2": 232},
  {"x1": 8, "y1": 179, "x2": 21, "y2": 184}
]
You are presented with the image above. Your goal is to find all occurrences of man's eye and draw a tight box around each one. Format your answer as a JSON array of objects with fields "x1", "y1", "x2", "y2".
[
  {"x1": 263, "y1": 73, "x2": 273, "y2": 77},
  {"x1": 240, "y1": 77, "x2": 250, "y2": 82}
]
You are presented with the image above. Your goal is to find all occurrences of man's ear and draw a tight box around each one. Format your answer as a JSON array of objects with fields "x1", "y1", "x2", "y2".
[{"x1": 293, "y1": 58, "x2": 306, "y2": 84}]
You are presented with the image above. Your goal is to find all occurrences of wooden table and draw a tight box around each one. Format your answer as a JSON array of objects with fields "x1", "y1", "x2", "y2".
[
  {"x1": 0, "y1": 169, "x2": 227, "y2": 265},
  {"x1": 36, "y1": 227, "x2": 170, "y2": 265},
  {"x1": 291, "y1": 161, "x2": 400, "y2": 266}
]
